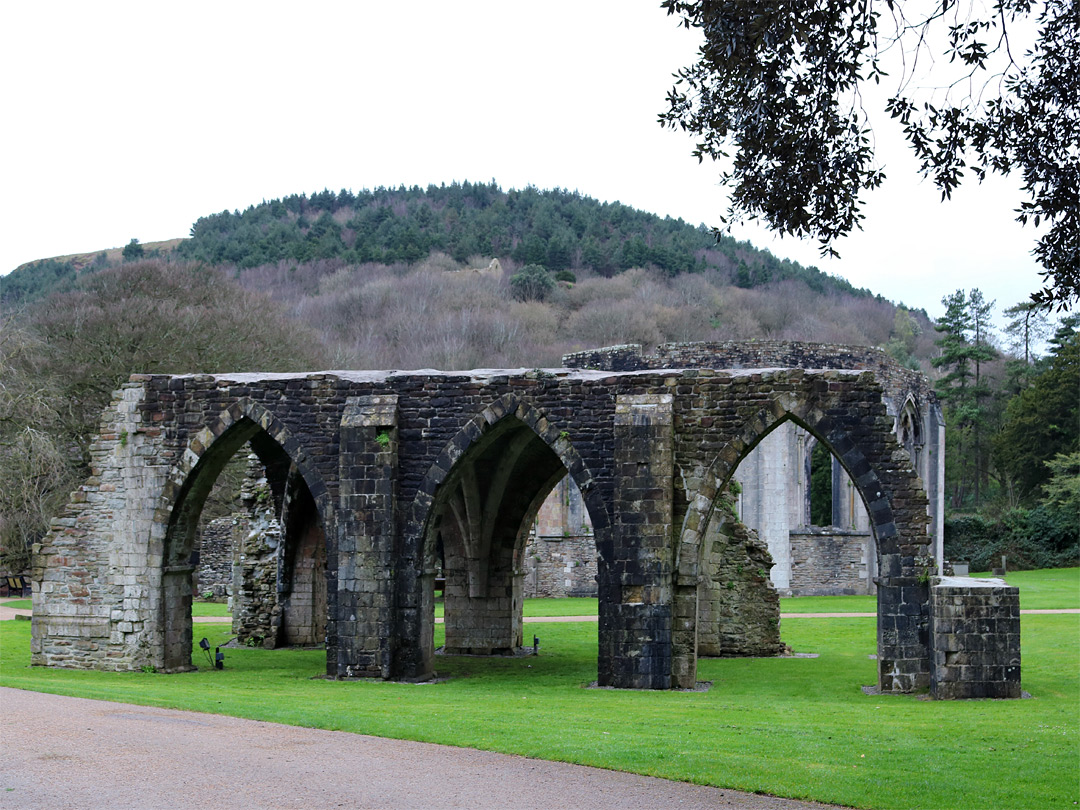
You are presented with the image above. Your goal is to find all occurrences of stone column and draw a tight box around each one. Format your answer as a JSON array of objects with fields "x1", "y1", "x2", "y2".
[
  {"x1": 334, "y1": 395, "x2": 398, "y2": 678},
  {"x1": 875, "y1": 552, "x2": 931, "y2": 692},
  {"x1": 32, "y1": 380, "x2": 168, "y2": 672},
  {"x1": 598, "y1": 393, "x2": 674, "y2": 689}
]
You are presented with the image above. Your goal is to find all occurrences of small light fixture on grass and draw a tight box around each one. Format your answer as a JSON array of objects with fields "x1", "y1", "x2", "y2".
[
  {"x1": 198, "y1": 637, "x2": 223, "y2": 669},
  {"x1": 533, "y1": 635, "x2": 540, "y2": 656}
]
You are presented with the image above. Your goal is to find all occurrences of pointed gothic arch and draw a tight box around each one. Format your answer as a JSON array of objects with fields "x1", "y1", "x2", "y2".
[
  {"x1": 673, "y1": 393, "x2": 930, "y2": 692},
  {"x1": 401, "y1": 392, "x2": 607, "y2": 676},
  {"x1": 151, "y1": 398, "x2": 333, "y2": 672}
]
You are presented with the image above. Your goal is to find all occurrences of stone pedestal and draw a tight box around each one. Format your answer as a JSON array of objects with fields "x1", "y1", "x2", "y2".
[{"x1": 930, "y1": 576, "x2": 1021, "y2": 699}]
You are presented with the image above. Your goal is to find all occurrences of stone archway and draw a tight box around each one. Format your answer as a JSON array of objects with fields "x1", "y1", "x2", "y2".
[
  {"x1": 673, "y1": 394, "x2": 932, "y2": 692},
  {"x1": 399, "y1": 393, "x2": 609, "y2": 681},
  {"x1": 38, "y1": 352, "x2": 1003, "y2": 697},
  {"x1": 152, "y1": 399, "x2": 332, "y2": 672}
]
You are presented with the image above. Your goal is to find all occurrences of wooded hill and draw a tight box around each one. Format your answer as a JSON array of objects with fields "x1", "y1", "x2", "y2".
[
  {"x1": 5, "y1": 182, "x2": 878, "y2": 307},
  {"x1": 174, "y1": 183, "x2": 869, "y2": 293},
  {"x1": 3, "y1": 182, "x2": 939, "y2": 371}
]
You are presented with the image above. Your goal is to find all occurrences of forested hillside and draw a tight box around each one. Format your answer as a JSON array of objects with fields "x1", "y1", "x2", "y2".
[
  {"x1": 175, "y1": 182, "x2": 869, "y2": 294},
  {"x1": 3, "y1": 183, "x2": 872, "y2": 307}
]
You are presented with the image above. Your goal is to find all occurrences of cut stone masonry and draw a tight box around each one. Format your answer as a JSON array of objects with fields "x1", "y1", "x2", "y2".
[{"x1": 31, "y1": 342, "x2": 1015, "y2": 697}]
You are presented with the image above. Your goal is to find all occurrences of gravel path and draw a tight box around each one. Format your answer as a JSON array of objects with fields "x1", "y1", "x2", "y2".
[{"x1": 1, "y1": 688, "x2": 844, "y2": 810}]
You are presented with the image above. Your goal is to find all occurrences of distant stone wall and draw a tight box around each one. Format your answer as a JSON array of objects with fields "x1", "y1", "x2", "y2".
[
  {"x1": 280, "y1": 518, "x2": 327, "y2": 647},
  {"x1": 195, "y1": 518, "x2": 234, "y2": 599},
  {"x1": 522, "y1": 535, "x2": 597, "y2": 598},
  {"x1": 789, "y1": 527, "x2": 874, "y2": 596},
  {"x1": 524, "y1": 476, "x2": 596, "y2": 598}
]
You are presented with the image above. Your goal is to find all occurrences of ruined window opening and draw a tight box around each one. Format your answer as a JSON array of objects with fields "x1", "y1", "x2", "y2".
[{"x1": 809, "y1": 441, "x2": 833, "y2": 527}]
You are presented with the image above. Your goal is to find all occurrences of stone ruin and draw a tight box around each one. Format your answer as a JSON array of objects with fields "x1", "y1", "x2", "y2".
[
  {"x1": 562, "y1": 341, "x2": 948, "y2": 597},
  {"x1": 31, "y1": 341, "x2": 1020, "y2": 697}
]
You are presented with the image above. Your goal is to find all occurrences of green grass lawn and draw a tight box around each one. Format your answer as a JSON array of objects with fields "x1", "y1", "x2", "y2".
[
  {"x1": 187, "y1": 597, "x2": 602, "y2": 621},
  {"x1": 780, "y1": 594, "x2": 876, "y2": 613},
  {"x1": 970, "y1": 567, "x2": 1079, "y2": 610},
  {"x1": 2, "y1": 609, "x2": 1076, "y2": 808},
  {"x1": 780, "y1": 566, "x2": 1079, "y2": 613},
  {"x1": 441, "y1": 596, "x2": 598, "y2": 619},
  {"x1": 21, "y1": 568, "x2": 1078, "y2": 621},
  {"x1": 1, "y1": 599, "x2": 31, "y2": 611},
  {"x1": 192, "y1": 601, "x2": 230, "y2": 617},
  {"x1": 523, "y1": 596, "x2": 597, "y2": 617}
]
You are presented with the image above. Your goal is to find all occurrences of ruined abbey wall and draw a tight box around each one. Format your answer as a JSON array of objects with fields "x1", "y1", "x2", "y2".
[
  {"x1": 564, "y1": 342, "x2": 946, "y2": 594},
  {"x1": 31, "y1": 342, "x2": 1014, "y2": 698}
]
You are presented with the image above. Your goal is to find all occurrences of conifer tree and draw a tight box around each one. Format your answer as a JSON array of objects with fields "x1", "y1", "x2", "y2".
[
  {"x1": 933, "y1": 289, "x2": 998, "y2": 507},
  {"x1": 993, "y1": 315, "x2": 1080, "y2": 501},
  {"x1": 1003, "y1": 300, "x2": 1053, "y2": 366}
]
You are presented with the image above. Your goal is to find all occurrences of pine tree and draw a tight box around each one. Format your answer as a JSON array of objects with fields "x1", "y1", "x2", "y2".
[
  {"x1": 933, "y1": 290, "x2": 998, "y2": 507},
  {"x1": 122, "y1": 238, "x2": 144, "y2": 261},
  {"x1": 1003, "y1": 300, "x2": 1052, "y2": 366},
  {"x1": 968, "y1": 290, "x2": 998, "y2": 504},
  {"x1": 993, "y1": 315, "x2": 1080, "y2": 501}
]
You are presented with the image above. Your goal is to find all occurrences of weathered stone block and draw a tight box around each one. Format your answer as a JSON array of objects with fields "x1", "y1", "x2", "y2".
[{"x1": 930, "y1": 577, "x2": 1021, "y2": 699}]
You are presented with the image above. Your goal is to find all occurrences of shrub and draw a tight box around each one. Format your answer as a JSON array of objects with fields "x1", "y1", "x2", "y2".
[
  {"x1": 944, "y1": 507, "x2": 1079, "y2": 571},
  {"x1": 509, "y1": 264, "x2": 555, "y2": 302},
  {"x1": 122, "y1": 238, "x2": 145, "y2": 261}
]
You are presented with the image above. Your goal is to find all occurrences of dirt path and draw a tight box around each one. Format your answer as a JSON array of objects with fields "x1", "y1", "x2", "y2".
[{"x1": 0, "y1": 687, "x2": 843, "y2": 810}]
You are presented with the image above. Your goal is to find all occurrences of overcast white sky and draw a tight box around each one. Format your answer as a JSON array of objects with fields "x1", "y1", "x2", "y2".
[{"x1": 0, "y1": 1, "x2": 1051, "y2": 329}]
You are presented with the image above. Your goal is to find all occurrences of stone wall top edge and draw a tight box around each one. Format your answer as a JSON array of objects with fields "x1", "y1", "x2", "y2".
[
  {"x1": 563, "y1": 339, "x2": 896, "y2": 361},
  {"x1": 561, "y1": 340, "x2": 936, "y2": 405},
  {"x1": 933, "y1": 576, "x2": 1014, "y2": 589},
  {"x1": 132, "y1": 365, "x2": 871, "y2": 388},
  {"x1": 789, "y1": 527, "x2": 874, "y2": 537}
]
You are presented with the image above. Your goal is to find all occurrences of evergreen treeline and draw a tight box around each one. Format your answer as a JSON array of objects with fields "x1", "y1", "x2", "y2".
[
  {"x1": 1, "y1": 256, "x2": 87, "y2": 305},
  {"x1": 173, "y1": 182, "x2": 868, "y2": 296},
  {"x1": 2, "y1": 183, "x2": 875, "y2": 309},
  {"x1": 935, "y1": 293, "x2": 1078, "y2": 570}
]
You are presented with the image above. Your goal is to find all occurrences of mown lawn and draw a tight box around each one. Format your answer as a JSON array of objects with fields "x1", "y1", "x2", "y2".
[
  {"x1": 779, "y1": 566, "x2": 1079, "y2": 614},
  {"x1": 182, "y1": 596, "x2": 603, "y2": 620},
  {"x1": 192, "y1": 600, "x2": 229, "y2": 617},
  {"x1": 29, "y1": 568, "x2": 1080, "y2": 621},
  {"x1": 970, "y1": 566, "x2": 1079, "y2": 610},
  {"x1": 2, "y1": 581, "x2": 1077, "y2": 808}
]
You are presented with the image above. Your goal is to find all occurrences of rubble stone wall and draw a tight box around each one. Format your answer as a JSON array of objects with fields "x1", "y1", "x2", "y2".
[
  {"x1": 522, "y1": 535, "x2": 597, "y2": 598},
  {"x1": 697, "y1": 497, "x2": 783, "y2": 658},
  {"x1": 195, "y1": 518, "x2": 234, "y2": 599},
  {"x1": 789, "y1": 527, "x2": 874, "y2": 596}
]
